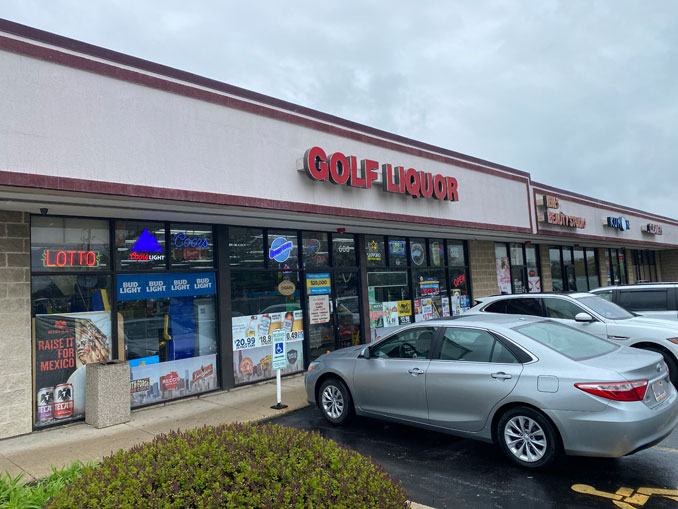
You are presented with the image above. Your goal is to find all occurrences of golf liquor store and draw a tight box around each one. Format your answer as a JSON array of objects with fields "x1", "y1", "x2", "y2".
[{"x1": 0, "y1": 19, "x2": 677, "y2": 439}]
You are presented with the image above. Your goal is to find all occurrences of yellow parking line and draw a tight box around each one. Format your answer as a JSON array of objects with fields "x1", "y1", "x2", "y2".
[{"x1": 652, "y1": 446, "x2": 678, "y2": 453}]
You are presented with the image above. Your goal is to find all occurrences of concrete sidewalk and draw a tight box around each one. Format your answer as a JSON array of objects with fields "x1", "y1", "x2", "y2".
[{"x1": 0, "y1": 374, "x2": 309, "y2": 481}]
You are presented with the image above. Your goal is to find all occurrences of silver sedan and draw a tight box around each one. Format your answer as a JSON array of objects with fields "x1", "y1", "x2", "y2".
[{"x1": 305, "y1": 314, "x2": 678, "y2": 469}]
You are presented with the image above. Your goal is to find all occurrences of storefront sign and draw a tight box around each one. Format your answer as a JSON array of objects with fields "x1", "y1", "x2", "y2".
[
  {"x1": 411, "y1": 243, "x2": 425, "y2": 265},
  {"x1": 278, "y1": 280, "x2": 296, "y2": 296},
  {"x1": 367, "y1": 240, "x2": 383, "y2": 262},
  {"x1": 306, "y1": 273, "x2": 331, "y2": 295},
  {"x1": 309, "y1": 294, "x2": 331, "y2": 324},
  {"x1": 604, "y1": 216, "x2": 630, "y2": 231},
  {"x1": 542, "y1": 195, "x2": 559, "y2": 209},
  {"x1": 642, "y1": 223, "x2": 663, "y2": 235},
  {"x1": 117, "y1": 272, "x2": 216, "y2": 301},
  {"x1": 269, "y1": 237, "x2": 294, "y2": 262},
  {"x1": 129, "y1": 229, "x2": 165, "y2": 261},
  {"x1": 302, "y1": 146, "x2": 459, "y2": 201},
  {"x1": 173, "y1": 233, "x2": 209, "y2": 248},
  {"x1": 542, "y1": 211, "x2": 586, "y2": 229},
  {"x1": 42, "y1": 250, "x2": 100, "y2": 268},
  {"x1": 389, "y1": 240, "x2": 406, "y2": 256}
]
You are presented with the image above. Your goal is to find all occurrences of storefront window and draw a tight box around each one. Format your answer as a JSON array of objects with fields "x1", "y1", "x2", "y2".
[
  {"x1": 118, "y1": 272, "x2": 219, "y2": 407},
  {"x1": 116, "y1": 221, "x2": 166, "y2": 271},
  {"x1": 31, "y1": 217, "x2": 110, "y2": 272},
  {"x1": 587, "y1": 250, "x2": 600, "y2": 289},
  {"x1": 447, "y1": 241, "x2": 471, "y2": 313},
  {"x1": 332, "y1": 234, "x2": 356, "y2": 267},
  {"x1": 302, "y1": 232, "x2": 329, "y2": 268},
  {"x1": 550, "y1": 248, "x2": 563, "y2": 292},
  {"x1": 608, "y1": 248, "x2": 628, "y2": 285},
  {"x1": 268, "y1": 230, "x2": 298, "y2": 270},
  {"x1": 230, "y1": 271, "x2": 304, "y2": 385},
  {"x1": 229, "y1": 227, "x2": 264, "y2": 268},
  {"x1": 367, "y1": 269, "x2": 411, "y2": 333},
  {"x1": 413, "y1": 268, "x2": 447, "y2": 321},
  {"x1": 32, "y1": 275, "x2": 113, "y2": 428},
  {"x1": 169, "y1": 223, "x2": 214, "y2": 270},
  {"x1": 526, "y1": 245, "x2": 541, "y2": 292},
  {"x1": 388, "y1": 237, "x2": 407, "y2": 267},
  {"x1": 550, "y1": 246, "x2": 600, "y2": 291},
  {"x1": 632, "y1": 250, "x2": 658, "y2": 282}
]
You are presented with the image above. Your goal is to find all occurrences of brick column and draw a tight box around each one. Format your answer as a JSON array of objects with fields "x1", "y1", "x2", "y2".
[
  {"x1": 659, "y1": 250, "x2": 678, "y2": 281},
  {"x1": 538, "y1": 244, "x2": 553, "y2": 292},
  {"x1": 468, "y1": 240, "x2": 499, "y2": 300},
  {"x1": 0, "y1": 211, "x2": 32, "y2": 439}
]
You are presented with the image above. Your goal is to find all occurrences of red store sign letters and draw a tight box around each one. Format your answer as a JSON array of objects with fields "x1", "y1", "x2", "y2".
[{"x1": 303, "y1": 146, "x2": 459, "y2": 201}]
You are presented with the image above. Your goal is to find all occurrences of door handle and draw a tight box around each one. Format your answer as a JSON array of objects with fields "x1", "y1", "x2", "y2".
[
  {"x1": 408, "y1": 367, "x2": 425, "y2": 376},
  {"x1": 607, "y1": 335, "x2": 630, "y2": 340},
  {"x1": 491, "y1": 372, "x2": 512, "y2": 380}
]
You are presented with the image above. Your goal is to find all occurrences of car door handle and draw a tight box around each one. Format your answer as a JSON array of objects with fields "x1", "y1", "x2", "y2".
[
  {"x1": 607, "y1": 335, "x2": 630, "y2": 340},
  {"x1": 408, "y1": 367, "x2": 425, "y2": 376},
  {"x1": 491, "y1": 372, "x2": 512, "y2": 380}
]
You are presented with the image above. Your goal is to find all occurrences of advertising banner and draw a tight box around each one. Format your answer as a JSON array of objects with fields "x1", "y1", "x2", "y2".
[
  {"x1": 34, "y1": 311, "x2": 112, "y2": 426},
  {"x1": 309, "y1": 295, "x2": 331, "y2": 324},
  {"x1": 117, "y1": 272, "x2": 216, "y2": 301},
  {"x1": 496, "y1": 257, "x2": 511, "y2": 294},
  {"x1": 306, "y1": 273, "x2": 331, "y2": 295},
  {"x1": 129, "y1": 354, "x2": 217, "y2": 407},
  {"x1": 231, "y1": 311, "x2": 304, "y2": 385}
]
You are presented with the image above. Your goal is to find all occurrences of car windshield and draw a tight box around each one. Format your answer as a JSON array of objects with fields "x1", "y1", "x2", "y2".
[
  {"x1": 574, "y1": 295, "x2": 634, "y2": 320},
  {"x1": 515, "y1": 321, "x2": 617, "y2": 360}
]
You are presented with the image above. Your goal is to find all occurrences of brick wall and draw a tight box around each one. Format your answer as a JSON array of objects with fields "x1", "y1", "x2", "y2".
[
  {"x1": 0, "y1": 211, "x2": 32, "y2": 439},
  {"x1": 538, "y1": 244, "x2": 552, "y2": 292},
  {"x1": 659, "y1": 250, "x2": 678, "y2": 281},
  {"x1": 468, "y1": 240, "x2": 499, "y2": 299}
]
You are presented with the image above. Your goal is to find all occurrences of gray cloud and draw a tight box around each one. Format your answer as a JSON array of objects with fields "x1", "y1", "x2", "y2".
[{"x1": 2, "y1": 0, "x2": 676, "y2": 217}]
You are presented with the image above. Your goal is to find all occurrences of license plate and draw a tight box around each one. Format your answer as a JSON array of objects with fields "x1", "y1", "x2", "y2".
[{"x1": 652, "y1": 379, "x2": 667, "y2": 402}]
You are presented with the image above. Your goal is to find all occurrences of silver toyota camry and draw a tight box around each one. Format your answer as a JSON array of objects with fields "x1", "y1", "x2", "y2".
[{"x1": 305, "y1": 314, "x2": 678, "y2": 469}]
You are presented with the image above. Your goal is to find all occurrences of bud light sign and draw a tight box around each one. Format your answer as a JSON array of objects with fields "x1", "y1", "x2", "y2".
[{"x1": 269, "y1": 237, "x2": 294, "y2": 263}]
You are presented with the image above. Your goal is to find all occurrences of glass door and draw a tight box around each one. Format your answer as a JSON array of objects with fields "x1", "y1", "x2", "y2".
[{"x1": 335, "y1": 271, "x2": 361, "y2": 349}]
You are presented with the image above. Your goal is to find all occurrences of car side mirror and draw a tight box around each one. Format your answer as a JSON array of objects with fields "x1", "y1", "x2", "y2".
[
  {"x1": 359, "y1": 346, "x2": 370, "y2": 359},
  {"x1": 575, "y1": 312, "x2": 594, "y2": 323}
]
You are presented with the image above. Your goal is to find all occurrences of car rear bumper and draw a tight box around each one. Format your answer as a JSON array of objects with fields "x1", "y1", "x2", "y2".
[{"x1": 548, "y1": 391, "x2": 678, "y2": 457}]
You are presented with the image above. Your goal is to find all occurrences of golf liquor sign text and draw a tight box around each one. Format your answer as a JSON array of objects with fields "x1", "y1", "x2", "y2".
[{"x1": 301, "y1": 146, "x2": 459, "y2": 201}]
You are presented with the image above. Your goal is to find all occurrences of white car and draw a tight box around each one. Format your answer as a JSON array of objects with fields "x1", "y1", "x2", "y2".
[{"x1": 468, "y1": 293, "x2": 678, "y2": 387}]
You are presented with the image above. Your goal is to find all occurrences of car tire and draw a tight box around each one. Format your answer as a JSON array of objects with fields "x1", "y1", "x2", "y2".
[
  {"x1": 644, "y1": 348, "x2": 678, "y2": 387},
  {"x1": 496, "y1": 407, "x2": 560, "y2": 469},
  {"x1": 318, "y1": 378, "x2": 354, "y2": 425}
]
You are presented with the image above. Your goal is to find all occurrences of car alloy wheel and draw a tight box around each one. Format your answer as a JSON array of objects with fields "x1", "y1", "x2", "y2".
[
  {"x1": 322, "y1": 385, "x2": 344, "y2": 420},
  {"x1": 318, "y1": 378, "x2": 354, "y2": 425},
  {"x1": 504, "y1": 415, "x2": 547, "y2": 463},
  {"x1": 497, "y1": 406, "x2": 559, "y2": 469}
]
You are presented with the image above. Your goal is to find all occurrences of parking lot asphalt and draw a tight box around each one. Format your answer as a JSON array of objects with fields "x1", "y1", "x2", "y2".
[{"x1": 268, "y1": 405, "x2": 678, "y2": 509}]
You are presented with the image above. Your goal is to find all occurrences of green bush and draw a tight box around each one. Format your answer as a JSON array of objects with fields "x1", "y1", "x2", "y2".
[
  {"x1": 0, "y1": 461, "x2": 90, "y2": 509},
  {"x1": 48, "y1": 423, "x2": 409, "y2": 508}
]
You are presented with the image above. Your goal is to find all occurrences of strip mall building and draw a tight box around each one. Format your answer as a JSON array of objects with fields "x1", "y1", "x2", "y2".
[{"x1": 1, "y1": 19, "x2": 676, "y2": 439}]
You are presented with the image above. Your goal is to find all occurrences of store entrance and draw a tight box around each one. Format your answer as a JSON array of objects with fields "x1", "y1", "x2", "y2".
[{"x1": 306, "y1": 270, "x2": 361, "y2": 360}]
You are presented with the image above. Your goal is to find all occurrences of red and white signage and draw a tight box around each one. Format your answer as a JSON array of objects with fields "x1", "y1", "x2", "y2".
[{"x1": 302, "y1": 146, "x2": 459, "y2": 201}]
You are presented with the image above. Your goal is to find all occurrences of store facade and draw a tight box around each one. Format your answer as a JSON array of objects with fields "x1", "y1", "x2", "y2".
[{"x1": 0, "y1": 19, "x2": 677, "y2": 439}]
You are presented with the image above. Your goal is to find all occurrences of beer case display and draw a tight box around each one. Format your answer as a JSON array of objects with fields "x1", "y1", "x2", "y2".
[
  {"x1": 231, "y1": 311, "x2": 304, "y2": 385},
  {"x1": 34, "y1": 311, "x2": 112, "y2": 427}
]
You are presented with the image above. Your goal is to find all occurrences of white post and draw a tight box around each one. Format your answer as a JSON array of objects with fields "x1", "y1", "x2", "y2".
[{"x1": 276, "y1": 369, "x2": 282, "y2": 405}]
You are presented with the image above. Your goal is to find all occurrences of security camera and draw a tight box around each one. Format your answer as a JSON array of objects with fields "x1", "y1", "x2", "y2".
[{"x1": 40, "y1": 208, "x2": 48, "y2": 216}]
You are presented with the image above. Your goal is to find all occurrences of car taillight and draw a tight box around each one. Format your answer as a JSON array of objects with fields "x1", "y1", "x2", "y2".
[{"x1": 574, "y1": 380, "x2": 648, "y2": 401}]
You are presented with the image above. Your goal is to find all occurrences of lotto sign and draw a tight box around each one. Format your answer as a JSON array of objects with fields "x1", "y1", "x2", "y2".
[{"x1": 272, "y1": 330, "x2": 287, "y2": 370}]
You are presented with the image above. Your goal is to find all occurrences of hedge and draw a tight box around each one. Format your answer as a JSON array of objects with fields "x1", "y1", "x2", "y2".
[{"x1": 48, "y1": 423, "x2": 409, "y2": 508}]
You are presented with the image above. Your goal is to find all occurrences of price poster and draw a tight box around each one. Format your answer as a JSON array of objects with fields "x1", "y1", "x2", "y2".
[
  {"x1": 231, "y1": 311, "x2": 304, "y2": 385},
  {"x1": 309, "y1": 295, "x2": 331, "y2": 324}
]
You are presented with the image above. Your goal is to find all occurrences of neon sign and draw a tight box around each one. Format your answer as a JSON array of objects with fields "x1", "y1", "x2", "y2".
[
  {"x1": 173, "y1": 233, "x2": 209, "y2": 248},
  {"x1": 42, "y1": 250, "x2": 100, "y2": 268},
  {"x1": 269, "y1": 237, "x2": 293, "y2": 262}
]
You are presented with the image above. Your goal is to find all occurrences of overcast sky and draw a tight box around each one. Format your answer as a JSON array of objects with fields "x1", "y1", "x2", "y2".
[{"x1": 2, "y1": 1, "x2": 677, "y2": 218}]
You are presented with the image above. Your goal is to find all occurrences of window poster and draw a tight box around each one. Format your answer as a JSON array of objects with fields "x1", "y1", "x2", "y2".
[
  {"x1": 231, "y1": 311, "x2": 304, "y2": 385},
  {"x1": 442, "y1": 297, "x2": 451, "y2": 317},
  {"x1": 34, "y1": 311, "x2": 112, "y2": 427},
  {"x1": 369, "y1": 303, "x2": 384, "y2": 329},
  {"x1": 309, "y1": 295, "x2": 331, "y2": 324},
  {"x1": 130, "y1": 354, "x2": 217, "y2": 407},
  {"x1": 496, "y1": 257, "x2": 511, "y2": 294}
]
